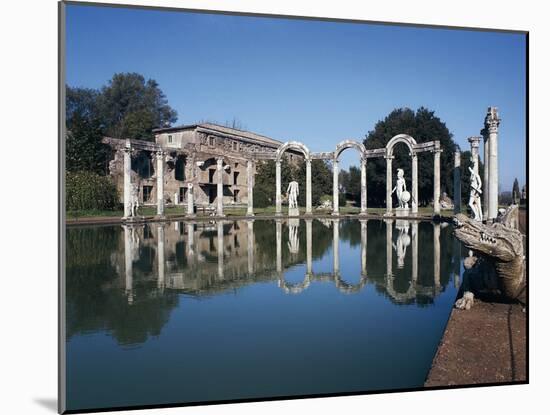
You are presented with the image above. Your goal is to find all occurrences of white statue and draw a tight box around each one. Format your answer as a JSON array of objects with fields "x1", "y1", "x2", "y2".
[
  {"x1": 129, "y1": 184, "x2": 140, "y2": 217},
  {"x1": 392, "y1": 168, "x2": 410, "y2": 209},
  {"x1": 468, "y1": 157, "x2": 483, "y2": 221},
  {"x1": 287, "y1": 181, "x2": 299, "y2": 209}
]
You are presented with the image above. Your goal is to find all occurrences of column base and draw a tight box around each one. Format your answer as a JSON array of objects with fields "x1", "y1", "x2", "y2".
[
  {"x1": 383, "y1": 211, "x2": 393, "y2": 217},
  {"x1": 331, "y1": 211, "x2": 340, "y2": 216},
  {"x1": 155, "y1": 215, "x2": 166, "y2": 221},
  {"x1": 246, "y1": 212, "x2": 255, "y2": 217},
  {"x1": 359, "y1": 210, "x2": 368, "y2": 216}
]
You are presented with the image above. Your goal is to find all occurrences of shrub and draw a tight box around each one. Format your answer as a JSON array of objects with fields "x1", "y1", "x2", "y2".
[
  {"x1": 66, "y1": 171, "x2": 119, "y2": 211},
  {"x1": 254, "y1": 188, "x2": 272, "y2": 208}
]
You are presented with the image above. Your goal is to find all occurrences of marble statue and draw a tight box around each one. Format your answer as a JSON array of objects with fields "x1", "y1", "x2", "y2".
[
  {"x1": 392, "y1": 168, "x2": 410, "y2": 209},
  {"x1": 468, "y1": 156, "x2": 483, "y2": 221},
  {"x1": 129, "y1": 184, "x2": 140, "y2": 217},
  {"x1": 287, "y1": 181, "x2": 299, "y2": 209}
]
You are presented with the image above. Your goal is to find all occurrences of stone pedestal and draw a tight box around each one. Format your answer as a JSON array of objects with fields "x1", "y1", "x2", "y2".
[
  {"x1": 288, "y1": 207, "x2": 300, "y2": 217},
  {"x1": 395, "y1": 207, "x2": 410, "y2": 217}
]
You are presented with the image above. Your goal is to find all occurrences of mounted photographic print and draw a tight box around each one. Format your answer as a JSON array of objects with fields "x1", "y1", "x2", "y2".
[{"x1": 59, "y1": 1, "x2": 528, "y2": 413}]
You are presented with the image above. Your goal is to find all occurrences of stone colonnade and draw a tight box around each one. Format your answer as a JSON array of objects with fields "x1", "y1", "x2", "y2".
[{"x1": 122, "y1": 135, "x2": 444, "y2": 220}]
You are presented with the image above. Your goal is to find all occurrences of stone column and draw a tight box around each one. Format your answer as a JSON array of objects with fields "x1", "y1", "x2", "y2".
[
  {"x1": 412, "y1": 221, "x2": 418, "y2": 284},
  {"x1": 156, "y1": 151, "x2": 165, "y2": 217},
  {"x1": 246, "y1": 160, "x2": 254, "y2": 217},
  {"x1": 186, "y1": 183, "x2": 195, "y2": 217},
  {"x1": 468, "y1": 136, "x2": 481, "y2": 174},
  {"x1": 247, "y1": 220, "x2": 254, "y2": 275},
  {"x1": 483, "y1": 133, "x2": 489, "y2": 220},
  {"x1": 216, "y1": 158, "x2": 225, "y2": 217},
  {"x1": 306, "y1": 219, "x2": 313, "y2": 275},
  {"x1": 275, "y1": 160, "x2": 282, "y2": 215},
  {"x1": 123, "y1": 143, "x2": 132, "y2": 219},
  {"x1": 485, "y1": 107, "x2": 500, "y2": 221},
  {"x1": 332, "y1": 158, "x2": 339, "y2": 215},
  {"x1": 385, "y1": 219, "x2": 393, "y2": 278},
  {"x1": 433, "y1": 147, "x2": 441, "y2": 215},
  {"x1": 333, "y1": 219, "x2": 340, "y2": 275},
  {"x1": 433, "y1": 223, "x2": 441, "y2": 293},
  {"x1": 157, "y1": 224, "x2": 165, "y2": 290},
  {"x1": 453, "y1": 149, "x2": 461, "y2": 214},
  {"x1": 412, "y1": 153, "x2": 418, "y2": 214},
  {"x1": 360, "y1": 219, "x2": 367, "y2": 276},
  {"x1": 306, "y1": 158, "x2": 312, "y2": 214},
  {"x1": 385, "y1": 155, "x2": 393, "y2": 215},
  {"x1": 360, "y1": 157, "x2": 367, "y2": 215},
  {"x1": 217, "y1": 221, "x2": 224, "y2": 279},
  {"x1": 276, "y1": 220, "x2": 282, "y2": 273},
  {"x1": 123, "y1": 225, "x2": 133, "y2": 305}
]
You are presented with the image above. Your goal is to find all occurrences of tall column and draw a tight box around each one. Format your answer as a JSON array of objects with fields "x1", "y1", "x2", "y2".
[
  {"x1": 246, "y1": 160, "x2": 254, "y2": 217},
  {"x1": 157, "y1": 224, "x2": 165, "y2": 291},
  {"x1": 186, "y1": 183, "x2": 195, "y2": 217},
  {"x1": 483, "y1": 133, "x2": 489, "y2": 220},
  {"x1": 333, "y1": 219, "x2": 340, "y2": 275},
  {"x1": 468, "y1": 136, "x2": 481, "y2": 174},
  {"x1": 360, "y1": 219, "x2": 367, "y2": 276},
  {"x1": 385, "y1": 155, "x2": 393, "y2": 215},
  {"x1": 123, "y1": 143, "x2": 132, "y2": 219},
  {"x1": 123, "y1": 225, "x2": 133, "y2": 304},
  {"x1": 453, "y1": 149, "x2": 461, "y2": 214},
  {"x1": 485, "y1": 107, "x2": 500, "y2": 221},
  {"x1": 385, "y1": 219, "x2": 393, "y2": 278},
  {"x1": 247, "y1": 220, "x2": 254, "y2": 275},
  {"x1": 217, "y1": 221, "x2": 224, "y2": 279},
  {"x1": 433, "y1": 147, "x2": 441, "y2": 215},
  {"x1": 306, "y1": 219, "x2": 313, "y2": 275},
  {"x1": 276, "y1": 220, "x2": 282, "y2": 273},
  {"x1": 216, "y1": 158, "x2": 225, "y2": 217},
  {"x1": 433, "y1": 223, "x2": 441, "y2": 293},
  {"x1": 332, "y1": 158, "x2": 339, "y2": 215},
  {"x1": 275, "y1": 160, "x2": 282, "y2": 215},
  {"x1": 412, "y1": 221, "x2": 418, "y2": 284},
  {"x1": 360, "y1": 157, "x2": 367, "y2": 215},
  {"x1": 412, "y1": 154, "x2": 418, "y2": 214},
  {"x1": 156, "y1": 151, "x2": 165, "y2": 217},
  {"x1": 306, "y1": 158, "x2": 312, "y2": 214}
]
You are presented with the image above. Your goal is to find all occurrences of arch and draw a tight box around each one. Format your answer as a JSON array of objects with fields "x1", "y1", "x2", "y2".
[
  {"x1": 386, "y1": 134, "x2": 417, "y2": 157},
  {"x1": 334, "y1": 140, "x2": 366, "y2": 160},
  {"x1": 278, "y1": 274, "x2": 311, "y2": 295},
  {"x1": 275, "y1": 141, "x2": 310, "y2": 162},
  {"x1": 334, "y1": 275, "x2": 368, "y2": 294}
]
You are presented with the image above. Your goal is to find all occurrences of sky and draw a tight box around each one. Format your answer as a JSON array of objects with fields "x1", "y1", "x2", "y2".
[{"x1": 65, "y1": 4, "x2": 527, "y2": 191}]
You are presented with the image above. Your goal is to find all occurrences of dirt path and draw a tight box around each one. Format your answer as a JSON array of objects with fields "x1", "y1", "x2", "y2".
[{"x1": 425, "y1": 301, "x2": 526, "y2": 386}]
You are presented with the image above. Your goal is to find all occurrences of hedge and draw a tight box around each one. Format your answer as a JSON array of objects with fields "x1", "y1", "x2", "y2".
[{"x1": 66, "y1": 171, "x2": 119, "y2": 211}]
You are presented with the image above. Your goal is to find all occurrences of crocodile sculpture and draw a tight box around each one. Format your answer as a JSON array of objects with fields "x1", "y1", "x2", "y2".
[{"x1": 452, "y1": 205, "x2": 526, "y2": 309}]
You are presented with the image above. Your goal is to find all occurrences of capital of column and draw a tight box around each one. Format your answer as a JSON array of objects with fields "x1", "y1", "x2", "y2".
[
  {"x1": 155, "y1": 150, "x2": 166, "y2": 159},
  {"x1": 484, "y1": 106, "x2": 500, "y2": 133},
  {"x1": 467, "y1": 136, "x2": 481, "y2": 150}
]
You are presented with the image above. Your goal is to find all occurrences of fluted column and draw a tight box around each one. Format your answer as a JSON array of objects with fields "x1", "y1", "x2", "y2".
[
  {"x1": 333, "y1": 219, "x2": 340, "y2": 275},
  {"x1": 433, "y1": 147, "x2": 441, "y2": 215},
  {"x1": 485, "y1": 107, "x2": 500, "y2": 221},
  {"x1": 385, "y1": 155, "x2": 393, "y2": 215},
  {"x1": 332, "y1": 158, "x2": 339, "y2": 215},
  {"x1": 483, "y1": 134, "x2": 489, "y2": 220},
  {"x1": 412, "y1": 154, "x2": 418, "y2": 214},
  {"x1": 306, "y1": 219, "x2": 313, "y2": 275},
  {"x1": 360, "y1": 157, "x2": 367, "y2": 215},
  {"x1": 453, "y1": 149, "x2": 461, "y2": 214},
  {"x1": 306, "y1": 158, "x2": 312, "y2": 214},
  {"x1": 157, "y1": 224, "x2": 165, "y2": 290},
  {"x1": 156, "y1": 151, "x2": 165, "y2": 217},
  {"x1": 123, "y1": 142, "x2": 132, "y2": 218},
  {"x1": 360, "y1": 219, "x2": 367, "y2": 276},
  {"x1": 246, "y1": 160, "x2": 254, "y2": 217},
  {"x1": 275, "y1": 160, "x2": 282, "y2": 215},
  {"x1": 216, "y1": 158, "x2": 224, "y2": 217},
  {"x1": 186, "y1": 183, "x2": 195, "y2": 217}
]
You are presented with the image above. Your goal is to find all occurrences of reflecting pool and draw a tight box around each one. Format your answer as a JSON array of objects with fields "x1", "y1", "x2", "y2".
[{"x1": 65, "y1": 218, "x2": 464, "y2": 411}]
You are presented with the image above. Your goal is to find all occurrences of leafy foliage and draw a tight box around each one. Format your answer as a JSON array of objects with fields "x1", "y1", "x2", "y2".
[
  {"x1": 363, "y1": 107, "x2": 458, "y2": 207},
  {"x1": 66, "y1": 171, "x2": 119, "y2": 211}
]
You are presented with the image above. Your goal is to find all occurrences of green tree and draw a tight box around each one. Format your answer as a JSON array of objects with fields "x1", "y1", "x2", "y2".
[
  {"x1": 364, "y1": 107, "x2": 457, "y2": 207},
  {"x1": 66, "y1": 87, "x2": 111, "y2": 174},
  {"x1": 97, "y1": 72, "x2": 178, "y2": 140},
  {"x1": 512, "y1": 178, "x2": 520, "y2": 203}
]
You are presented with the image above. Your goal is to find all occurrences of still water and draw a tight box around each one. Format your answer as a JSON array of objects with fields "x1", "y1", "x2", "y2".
[{"x1": 65, "y1": 218, "x2": 463, "y2": 411}]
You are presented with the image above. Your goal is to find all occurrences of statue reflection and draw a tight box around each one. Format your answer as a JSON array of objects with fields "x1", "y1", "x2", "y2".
[
  {"x1": 288, "y1": 218, "x2": 300, "y2": 255},
  {"x1": 393, "y1": 219, "x2": 411, "y2": 269}
]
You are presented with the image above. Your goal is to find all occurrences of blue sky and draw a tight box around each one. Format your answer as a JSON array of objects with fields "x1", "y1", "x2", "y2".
[{"x1": 66, "y1": 4, "x2": 526, "y2": 190}]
